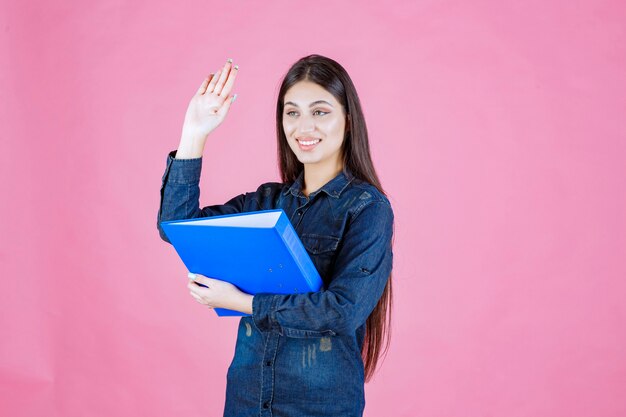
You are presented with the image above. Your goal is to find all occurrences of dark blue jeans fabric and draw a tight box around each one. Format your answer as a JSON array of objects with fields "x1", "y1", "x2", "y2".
[{"x1": 157, "y1": 150, "x2": 394, "y2": 417}]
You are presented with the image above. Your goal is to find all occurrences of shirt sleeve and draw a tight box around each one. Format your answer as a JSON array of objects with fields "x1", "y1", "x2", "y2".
[
  {"x1": 157, "y1": 150, "x2": 247, "y2": 243},
  {"x1": 251, "y1": 200, "x2": 394, "y2": 337}
]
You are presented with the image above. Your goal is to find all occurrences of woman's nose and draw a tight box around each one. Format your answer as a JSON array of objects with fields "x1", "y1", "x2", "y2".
[{"x1": 297, "y1": 116, "x2": 315, "y2": 133}]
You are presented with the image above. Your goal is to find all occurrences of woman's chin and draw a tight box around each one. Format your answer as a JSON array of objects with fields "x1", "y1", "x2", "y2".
[{"x1": 294, "y1": 154, "x2": 321, "y2": 165}]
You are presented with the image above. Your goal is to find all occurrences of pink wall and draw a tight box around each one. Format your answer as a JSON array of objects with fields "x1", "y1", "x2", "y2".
[{"x1": 1, "y1": 1, "x2": 625, "y2": 416}]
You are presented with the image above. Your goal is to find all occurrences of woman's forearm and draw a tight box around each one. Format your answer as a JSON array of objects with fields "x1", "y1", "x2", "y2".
[
  {"x1": 230, "y1": 293, "x2": 254, "y2": 315},
  {"x1": 176, "y1": 131, "x2": 207, "y2": 159}
]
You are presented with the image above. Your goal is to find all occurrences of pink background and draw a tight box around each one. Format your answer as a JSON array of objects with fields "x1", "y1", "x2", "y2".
[{"x1": 1, "y1": 1, "x2": 625, "y2": 416}]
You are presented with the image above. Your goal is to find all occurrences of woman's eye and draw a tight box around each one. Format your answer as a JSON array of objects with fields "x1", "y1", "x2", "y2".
[{"x1": 285, "y1": 110, "x2": 328, "y2": 117}]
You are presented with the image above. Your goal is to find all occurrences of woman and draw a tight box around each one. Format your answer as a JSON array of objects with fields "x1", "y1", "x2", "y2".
[{"x1": 157, "y1": 54, "x2": 395, "y2": 417}]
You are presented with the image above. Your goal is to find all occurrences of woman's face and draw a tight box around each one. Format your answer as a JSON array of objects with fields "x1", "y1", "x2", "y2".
[{"x1": 282, "y1": 80, "x2": 347, "y2": 171}]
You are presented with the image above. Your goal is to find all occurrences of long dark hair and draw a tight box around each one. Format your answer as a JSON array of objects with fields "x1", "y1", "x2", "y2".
[{"x1": 275, "y1": 54, "x2": 394, "y2": 383}]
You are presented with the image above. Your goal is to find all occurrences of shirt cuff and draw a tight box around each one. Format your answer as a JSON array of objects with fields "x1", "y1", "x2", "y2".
[
  {"x1": 252, "y1": 293, "x2": 282, "y2": 334},
  {"x1": 163, "y1": 150, "x2": 202, "y2": 185}
]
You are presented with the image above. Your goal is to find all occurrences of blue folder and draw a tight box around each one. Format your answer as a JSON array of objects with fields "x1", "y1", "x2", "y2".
[{"x1": 159, "y1": 209, "x2": 323, "y2": 316}]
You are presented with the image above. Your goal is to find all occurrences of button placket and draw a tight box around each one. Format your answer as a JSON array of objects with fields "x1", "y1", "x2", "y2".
[
  {"x1": 259, "y1": 332, "x2": 279, "y2": 415},
  {"x1": 294, "y1": 197, "x2": 310, "y2": 229}
]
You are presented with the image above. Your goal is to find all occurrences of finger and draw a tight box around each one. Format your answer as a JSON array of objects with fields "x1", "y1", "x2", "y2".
[
  {"x1": 196, "y1": 74, "x2": 213, "y2": 96},
  {"x1": 191, "y1": 273, "x2": 212, "y2": 285},
  {"x1": 218, "y1": 64, "x2": 238, "y2": 98},
  {"x1": 188, "y1": 271, "x2": 208, "y2": 284},
  {"x1": 213, "y1": 60, "x2": 233, "y2": 96},
  {"x1": 189, "y1": 292, "x2": 203, "y2": 302},
  {"x1": 206, "y1": 69, "x2": 222, "y2": 94},
  {"x1": 188, "y1": 281, "x2": 202, "y2": 293}
]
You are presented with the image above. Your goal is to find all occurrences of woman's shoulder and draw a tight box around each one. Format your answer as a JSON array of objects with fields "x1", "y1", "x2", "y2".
[{"x1": 345, "y1": 178, "x2": 392, "y2": 209}]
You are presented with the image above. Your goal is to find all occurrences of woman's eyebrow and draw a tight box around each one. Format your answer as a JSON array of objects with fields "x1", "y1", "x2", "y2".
[{"x1": 284, "y1": 100, "x2": 334, "y2": 108}]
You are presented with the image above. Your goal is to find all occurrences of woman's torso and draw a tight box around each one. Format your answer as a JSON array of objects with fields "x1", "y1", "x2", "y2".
[
  {"x1": 224, "y1": 169, "x2": 387, "y2": 417},
  {"x1": 156, "y1": 152, "x2": 392, "y2": 417}
]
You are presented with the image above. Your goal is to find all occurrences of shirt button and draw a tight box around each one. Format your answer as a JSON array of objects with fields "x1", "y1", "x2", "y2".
[
  {"x1": 297, "y1": 211, "x2": 302, "y2": 216},
  {"x1": 266, "y1": 360, "x2": 272, "y2": 366},
  {"x1": 263, "y1": 402, "x2": 270, "y2": 409}
]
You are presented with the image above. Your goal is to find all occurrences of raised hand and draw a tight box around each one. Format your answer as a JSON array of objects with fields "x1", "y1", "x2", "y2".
[{"x1": 180, "y1": 58, "x2": 239, "y2": 146}]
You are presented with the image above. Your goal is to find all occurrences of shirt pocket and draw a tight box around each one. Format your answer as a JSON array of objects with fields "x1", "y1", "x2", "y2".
[
  {"x1": 299, "y1": 234, "x2": 340, "y2": 282},
  {"x1": 281, "y1": 326, "x2": 337, "y2": 338}
]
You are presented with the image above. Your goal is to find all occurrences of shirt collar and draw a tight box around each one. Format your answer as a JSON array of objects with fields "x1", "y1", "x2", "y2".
[{"x1": 283, "y1": 167, "x2": 355, "y2": 199}]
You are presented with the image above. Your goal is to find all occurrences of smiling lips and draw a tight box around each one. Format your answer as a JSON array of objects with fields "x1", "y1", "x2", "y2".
[
  {"x1": 296, "y1": 137, "x2": 322, "y2": 151},
  {"x1": 297, "y1": 137, "x2": 321, "y2": 145}
]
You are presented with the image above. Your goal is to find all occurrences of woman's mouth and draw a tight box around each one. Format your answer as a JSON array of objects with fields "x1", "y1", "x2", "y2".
[{"x1": 297, "y1": 138, "x2": 321, "y2": 151}]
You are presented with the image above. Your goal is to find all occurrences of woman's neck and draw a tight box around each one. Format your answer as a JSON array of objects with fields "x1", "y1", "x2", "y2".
[{"x1": 302, "y1": 159, "x2": 343, "y2": 197}]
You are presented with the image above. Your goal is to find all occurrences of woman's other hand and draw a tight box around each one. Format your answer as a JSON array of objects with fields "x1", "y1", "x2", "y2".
[
  {"x1": 176, "y1": 58, "x2": 239, "y2": 158},
  {"x1": 187, "y1": 272, "x2": 253, "y2": 314}
]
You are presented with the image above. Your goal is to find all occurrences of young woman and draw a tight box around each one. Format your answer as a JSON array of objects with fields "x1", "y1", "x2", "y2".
[{"x1": 157, "y1": 54, "x2": 395, "y2": 417}]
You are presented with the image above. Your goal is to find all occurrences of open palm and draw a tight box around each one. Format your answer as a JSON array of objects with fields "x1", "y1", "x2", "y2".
[{"x1": 181, "y1": 59, "x2": 239, "y2": 139}]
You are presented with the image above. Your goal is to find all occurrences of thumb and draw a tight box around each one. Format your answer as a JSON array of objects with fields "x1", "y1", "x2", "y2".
[{"x1": 189, "y1": 272, "x2": 213, "y2": 286}]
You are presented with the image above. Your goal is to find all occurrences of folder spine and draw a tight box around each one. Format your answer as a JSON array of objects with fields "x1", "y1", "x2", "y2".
[{"x1": 277, "y1": 214, "x2": 319, "y2": 291}]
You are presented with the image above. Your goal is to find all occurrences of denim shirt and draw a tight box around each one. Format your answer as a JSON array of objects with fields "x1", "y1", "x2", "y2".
[{"x1": 157, "y1": 150, "x2": 394, "y2": 417}]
